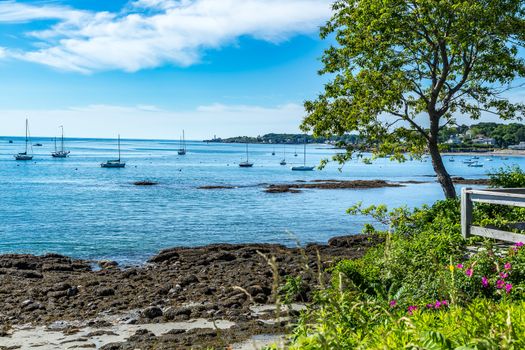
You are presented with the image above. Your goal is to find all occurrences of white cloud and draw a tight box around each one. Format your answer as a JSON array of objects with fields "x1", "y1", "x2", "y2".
[
  {"x1": 0, "y1": 0, "x2": 332, "y2": 73},
  {"x1": 0, "y1": 103, "x2": 305, "y2": 139},
  {"x1": 0, "y1": 47, "x2": 6, "y2": 58},
  {"x1": 0, "y1": 1, "x2": 89, "y2": 23}
]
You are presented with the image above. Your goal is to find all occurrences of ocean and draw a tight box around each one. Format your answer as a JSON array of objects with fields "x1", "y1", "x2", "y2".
[{"x1": 0, "y1": 136, "x2": 520, "y2": 264}]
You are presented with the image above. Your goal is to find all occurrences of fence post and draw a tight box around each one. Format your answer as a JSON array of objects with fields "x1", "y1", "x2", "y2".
[{"x1": 461, "y1": 187, "x2": 472, "y2": 239}]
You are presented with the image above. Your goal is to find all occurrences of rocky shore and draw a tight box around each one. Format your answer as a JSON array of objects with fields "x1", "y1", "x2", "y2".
[{"x1": 0, "y1": 235, "x2": 379, "y2": 349}]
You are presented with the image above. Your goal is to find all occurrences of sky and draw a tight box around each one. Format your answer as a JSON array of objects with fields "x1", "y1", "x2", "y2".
[
  {"x1": 0, "y1": 0, "x2": 333, "y2": 139},
  {"x1": 0, "y1": 1, "x2": 523, "y2": 140}
]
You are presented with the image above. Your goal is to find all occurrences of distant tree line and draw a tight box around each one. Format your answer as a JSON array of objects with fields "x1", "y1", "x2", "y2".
[
  {"x1": 204, "y1": 133, "x2": 360, "y2": 145},
  {"x1": 438, "y1": 122, "x2": 525, "y2": 148}
]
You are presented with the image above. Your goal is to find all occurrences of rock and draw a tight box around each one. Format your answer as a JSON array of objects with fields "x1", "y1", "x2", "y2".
[
  {"x1": 142, "y1": 306, "x2": 163, "y2": 319},
  {"x1": 48, "y1": 290, "x2": 68, "y2": 299},
  {"x1": 98, "y1": 260, "x2": 119, "y2": 269},
  {"x1": 67, "y1": 287, "x2": 79, "y2": 297},
  {"x1": 51, "y1": 282, "x2": 72, "y2": 291},
  {"x1": 97, "y1": 288, "x2": 115, "y2": 297},
  {"x1": 148, "y1": 249, "x2": 179, "y2": 263},
  {"x1": 180, "y1": 275, "x2": 199, "y2": 287}
]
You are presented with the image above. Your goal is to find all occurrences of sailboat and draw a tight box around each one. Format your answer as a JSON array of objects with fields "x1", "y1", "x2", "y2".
[
  {"x1": 178, "y1": 130, "x2": 187, "y2": 155},
  {"x1": 280, "y1": 145, "x2": 286, "y2": 165},
  {"x1": 14, "y1": 119, "x2": 33, "y2": 161},
  {"x1": 101, "y1": 135, "x2": 126, "y2": 168},
  {"x1": 239, "y1": 143, "x2": 254, "y2": 167},
  {"x1": 291, "y1": 139, "x2": 314, "y2": 171},
  {"x1": 51, "y1": 126, "x2": 70, "y2": 158},
  {"x1": 272, "y1": 147, "x2": 275, "y2": 156}
]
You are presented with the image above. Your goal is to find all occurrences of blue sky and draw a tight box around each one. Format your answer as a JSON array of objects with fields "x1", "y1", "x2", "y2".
[
  {"x1": 0, "y1": 0, "x2": 332, "y2": 139},
  {"x1": 0, "y1": 0, "x2": 523, "y2": 140}
]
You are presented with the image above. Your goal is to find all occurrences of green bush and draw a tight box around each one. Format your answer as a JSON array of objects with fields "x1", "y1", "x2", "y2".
[{"x1": 283, "y1": 167, "x2": 525, "y2": 349}]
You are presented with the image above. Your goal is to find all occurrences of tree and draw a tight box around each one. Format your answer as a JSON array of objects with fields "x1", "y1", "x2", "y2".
[{"x1": 302, "y1": 0, "x2": 525, "y2": 198}]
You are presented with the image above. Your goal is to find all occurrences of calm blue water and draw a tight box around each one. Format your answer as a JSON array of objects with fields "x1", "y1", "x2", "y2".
[{"x1": 0, "y1": 136, "x2": 522, "y2": 264}]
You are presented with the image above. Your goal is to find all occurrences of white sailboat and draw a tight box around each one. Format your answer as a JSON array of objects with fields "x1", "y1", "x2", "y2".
[
  {"x1": 291, "y1": 139, "x2": 314, "y2": 171},
  {"x1": 178, "y1": 130, "x2": 187, "y2": 155},
  {"x1": 280, "y1": 144, "x2": 286, "y2": 165},
  {"x1": 14, "y1": 119, "x2": 33, "y2": 161},
  {"x1": 101, "y1": 135, "x2": 126, "y2": 168},
  {"x1": 239, "y1": 143, "x2": 254, "y2": 167},
  {"x1": 51, "y1": 125, "x2": 70, "y2": 158}
]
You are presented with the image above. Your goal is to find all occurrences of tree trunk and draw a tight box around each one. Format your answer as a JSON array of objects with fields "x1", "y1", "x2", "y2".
[{"x1": 428, "y1": 140, "x2": 456, "y2": 199}]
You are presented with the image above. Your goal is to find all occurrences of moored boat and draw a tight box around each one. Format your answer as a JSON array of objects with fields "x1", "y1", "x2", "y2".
[
  {"x1": 14, "y1": 119, "x2": 33, "y2": 161},
  {"x1": 101, "y1": 135, "x2": 126, "y2": 168}
]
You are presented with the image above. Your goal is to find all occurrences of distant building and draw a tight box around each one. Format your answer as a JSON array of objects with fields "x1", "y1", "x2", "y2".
[
  {"x1": 445, "y1": 135, "x2": 462, "y2": 145},
  {"x1": 472, "y1": 137, "x2": 496, "y2": 146},
  {"x1": 509, "y1": 142, "x2": 525, "y2": 150}
]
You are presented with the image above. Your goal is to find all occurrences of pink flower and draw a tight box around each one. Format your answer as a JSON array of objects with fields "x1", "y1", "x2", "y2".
[
  {"x1": 389, "y1": 300, "x2": 397, "y2": 308},
  {"x1": 456, "y1": 263, "x2": 464, "y2": 269},
  {"x1": 504, "y1": 262, "x2": 512, "y2": 270},
  {"x1": 516, "y1": 242, "x2": 524, "y2": 247},
  {"x1": 506, "y1": 283, "x2": 513, "y2": 294},
  {"x1": 441, "y1": 300, "x2": 448, "y2": 306},
  {"x1": 434, "y1": 300, "x2": 442, "y2": 309},
  {"x1": 465, "y1": 268, "x2": 473, "y2": 277},
  {"x1": 426, "y1": 303, "x2": 433, "y2": 309},
  {"x1": 496, "y1": 279, "x2": 505, "y2": 289},
  {"x1": 500, "y1": 272, "x2": 509, "y2": 279},
  {"x1": 482, "y1": 276, "x2": 489, "y2": 288},
  {"x1": 407, "y1": 305, "x2": 417, "y2": 315}
]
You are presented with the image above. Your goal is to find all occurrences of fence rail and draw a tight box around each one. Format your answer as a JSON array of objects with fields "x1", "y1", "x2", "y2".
[{"x1": 461, "y1": 187, "x2": 525, "y2": 243}]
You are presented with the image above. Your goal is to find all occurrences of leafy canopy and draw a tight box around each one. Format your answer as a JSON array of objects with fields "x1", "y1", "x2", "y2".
[{"x1": 303, "y1": 0, "x2": 525, "y2": 162}]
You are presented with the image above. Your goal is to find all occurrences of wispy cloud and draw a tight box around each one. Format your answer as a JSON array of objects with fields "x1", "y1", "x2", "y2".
[{"x1": 0, "y1": 0, "x2": 332, "y2": 73}]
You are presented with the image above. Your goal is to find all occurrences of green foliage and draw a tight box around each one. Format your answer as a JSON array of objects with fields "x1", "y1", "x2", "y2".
[
  {"x1": 279, "y1": 276, "x2": 307, "y2": 304},
  {"x1": 291, "y1": 296, "x2": 525, "y2": 349},
  {"x1": 204, "y1": 133, "x2": 359, "y2": 145},
  {"x1": 302, "y1": 0, "x2": 525, "y2": 198},
  {"x1": 285, "y1": 167, "x2": 525, "y2": 348},
  {"x1": 489, "y1": 165, "x2": 525, "y2": 188}
]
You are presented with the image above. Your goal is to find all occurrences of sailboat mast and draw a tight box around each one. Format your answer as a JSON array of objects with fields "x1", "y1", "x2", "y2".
[
  {"x1": 25, "y1": 118, "x2": 28, "y2": 153},
  {"x1": 303, "y1": 139, "x2": 307, "y2": 166},
  {"x1": 246, "y1": 143, "x2": 249, "y2": 162},
  {"x1": 118, "y1": 135, "x2": 121, "y2": 161},
  {"x1": 183, "y1": 130, "x2": 186, "y2": 151},
  {"x1": 60, "y1": 126, "x2": 64, "y2": 152}
]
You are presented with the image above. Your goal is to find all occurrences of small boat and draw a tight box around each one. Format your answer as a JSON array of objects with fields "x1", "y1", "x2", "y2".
[
  {"x1": 486, "y1": 157, "x2": 493, "y2": 161},
  {"x1": 272, "y1": 148, "x2": 275, "y2": 156},
  {"x1": 502, "y1": 157, "x2": 509, "y2": 160},
  {"x1": 8, "y1": 140, "x2": 13, "y2": 143},
  {"x1": 294, "y1": 146, "x2": 298, "y2": 157},
  {"x1": 14, "y1": 119, "x2": 33, "y2": 161},
  {"x1": 280, "y1": 145, "x2": 286, "y2": 165},
  {"x1": 34, "y1": 143, "x2": 43, "y2": 147},
  {"x1": 292, "y1": 138, "x2": 314, "y2": 171},
  {"x1": 449, "y1": 157, "x2": 455, "y2": 162},
  {"x1": 177, "y1": 130, "x2": 187, "y2": 155},
  {"x1": 463, "y1": 159, "x2": 475, "y2": 164},
  {"x1": 239, "y1": 143, "x2": 253, "y2": 167},
  {"x1": 101, "y1": 135, "x2": 126, "y2": 168},
  {"x1": 468, "y1": 161, "x2": 483, "y2": 168},
  {"x1": 51, "y1": 126, "x2": 70, "y2": 158},
  {"x1": 472, "y1": 156, "x2": 479, "y2": 159}
]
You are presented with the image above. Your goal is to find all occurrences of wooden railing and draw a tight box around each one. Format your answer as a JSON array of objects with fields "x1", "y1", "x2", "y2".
[{"x1": 461, "y1": 187, "x2": 525, "y2": 242}]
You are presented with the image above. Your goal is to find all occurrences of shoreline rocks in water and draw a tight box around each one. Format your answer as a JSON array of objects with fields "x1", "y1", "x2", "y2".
[
  {"x1": 133, "y1": 180, "x2": 159, "y2": 186},
  {"x1": 265, "y1": 179, "x2": 403, "y2": 193},
  {"x1": 0, "y1": 235, "x2": 380, "y2": 349},
  {"x1": 451, "y1": 177, "x2": 490, "y2": 185}
]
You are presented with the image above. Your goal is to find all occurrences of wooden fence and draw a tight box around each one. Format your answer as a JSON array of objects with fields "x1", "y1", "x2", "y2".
[{"x1": 461, "y1": 187, "x2": 525, "y2": 242}]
